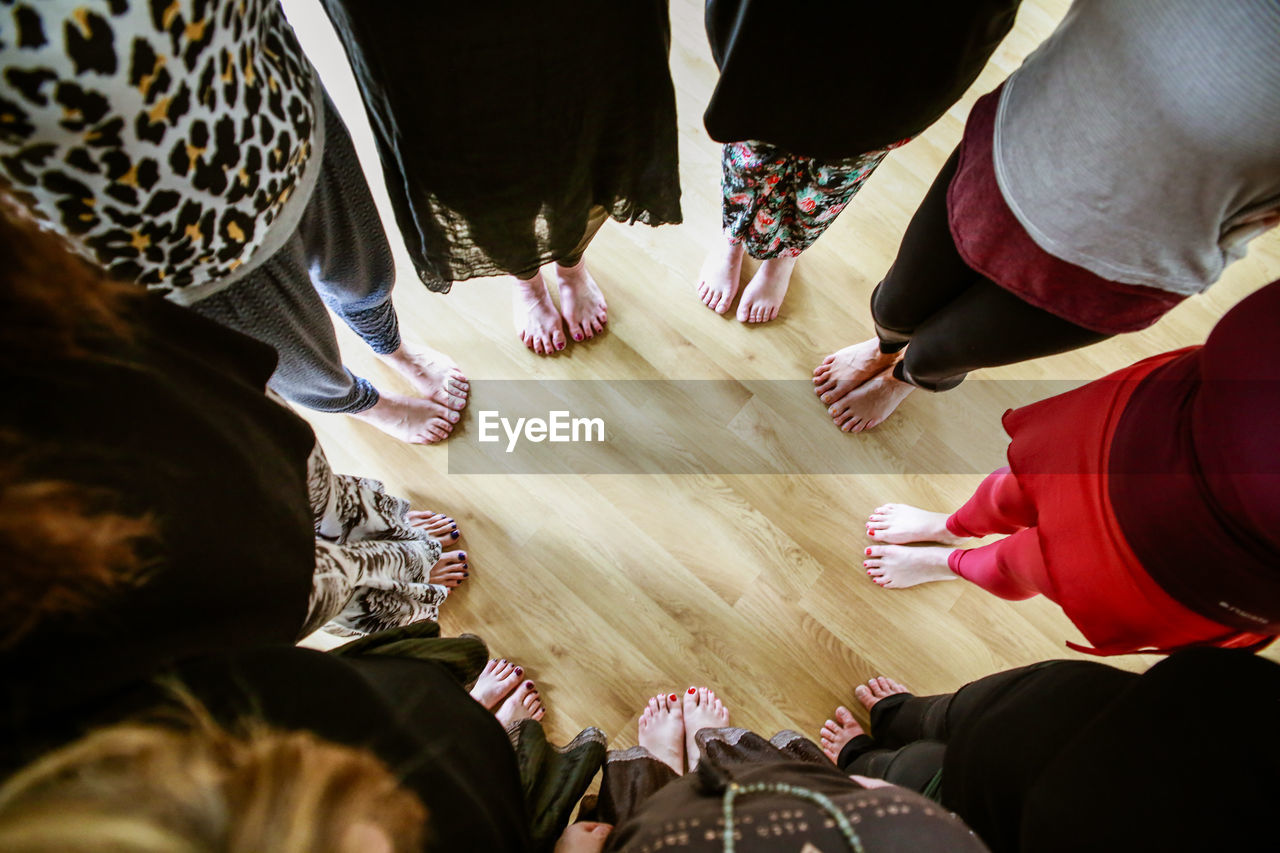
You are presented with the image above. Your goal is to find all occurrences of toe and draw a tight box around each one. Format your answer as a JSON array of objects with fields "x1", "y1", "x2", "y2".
[
  {"x1": 551, "y1": 330, "x2": 567, "y2": 351},
  {"x1": 835, "y1": 706, "x2": 856, "y2": 726}
]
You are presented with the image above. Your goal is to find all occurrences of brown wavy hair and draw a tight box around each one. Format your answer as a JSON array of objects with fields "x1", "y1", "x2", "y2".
[
  {"x1": 0, "y1": 196, "x2": 153, "y2": 646},
  {"x1": 0, "y1": 709, "x2": 427, "y2": 852}
]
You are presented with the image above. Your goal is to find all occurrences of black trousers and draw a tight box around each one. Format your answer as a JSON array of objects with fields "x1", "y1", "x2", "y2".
[
  {"x1": 870, "y1": 148, "x2": 1111, "y2": 391},
  {"x1": 836, "y1": 660, "x2": 1123, "y2": 792}
]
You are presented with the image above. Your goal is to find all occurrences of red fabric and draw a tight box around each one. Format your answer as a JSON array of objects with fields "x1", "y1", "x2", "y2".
[
  {"x1": 947, "y1": 466, "x2": 1036, "y2": 537},
  {"x1": 1000, "y1": 352, "x2": 1272, "y2": 656},
  {"x1": 947, "y1": 86, "x2": 1185, "y2": 335},
  {"x1": 1108, "y1": 280, "x2": 1280, "y2": 633},
  {"x1": 949, "y1": 527, "x2": 1051, "y2": 602}
]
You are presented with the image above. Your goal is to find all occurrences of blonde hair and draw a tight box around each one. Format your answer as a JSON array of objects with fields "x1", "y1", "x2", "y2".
[{"x1": 0, "y1": 713, "x2": 427, "y2": 853}]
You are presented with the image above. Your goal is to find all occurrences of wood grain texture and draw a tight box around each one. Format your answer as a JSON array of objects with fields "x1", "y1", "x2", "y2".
[{"x1": 283, "y1": 0, "x2": 1280, "y2": 754}]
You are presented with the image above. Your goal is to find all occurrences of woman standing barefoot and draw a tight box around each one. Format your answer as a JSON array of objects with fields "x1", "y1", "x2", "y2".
[
  {"x1": 859, "y1": 281, "x2": 1280, "y2": 656},
  {"x1": 318, "y1": 0, "x2": 682, "y2": 356},
  {"x1": 698, "y1": 0, "x2": 1020, "y2": 324}
]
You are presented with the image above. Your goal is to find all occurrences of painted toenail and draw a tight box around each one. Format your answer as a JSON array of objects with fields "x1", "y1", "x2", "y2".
[
  {"x1": 526, "y1": 681, "x2": 535, "y2": 688},
  {"x1": 451, "y1": 531, "x2": 459, "y2": 539},
  {"x1": 573, "y1": 334, "x2": 582, "y2": 341},
  {"x1": 688, "y1": 687, "x2": 697, "y2": 694},
  {"x1": 864, "y1": 547, "x2": 872, "y2": 555},
  {"x1": 515, "y1": 667, "x2": 523, "y2": 675},
  {"x1": 459, "y1": 552, "x2": 466, "y2": 559},
  {"x1": 668, "y1": 693, "x2": 678, "y2": 702},
  {"x1": 869, "y1": 531, "x2": 876, "y2": 537}
]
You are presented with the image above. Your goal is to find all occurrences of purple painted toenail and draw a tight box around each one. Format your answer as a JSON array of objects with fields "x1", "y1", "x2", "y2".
[
  {"x1": 515, "y1": 667, "x2": 523, "y2": 675},
  {"x1": 573, "y1": 334, "x2": 582, "y2": 341},
  {"x1": 451, "y1": 531, "x2": 459, "y2": 539},
  {"x1": 527, "y1": 681, "x2": 535, "y2": 689}
]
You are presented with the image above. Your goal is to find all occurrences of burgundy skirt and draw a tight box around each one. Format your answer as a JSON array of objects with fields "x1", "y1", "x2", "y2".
[{"x1": 947, "y1": 85, "x2": 1185, "y2": 335}]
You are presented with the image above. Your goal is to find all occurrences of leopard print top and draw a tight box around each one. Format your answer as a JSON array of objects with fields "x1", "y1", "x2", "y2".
[{"x1": 0, "y1": 0, "x2": 319, "y2": 297}]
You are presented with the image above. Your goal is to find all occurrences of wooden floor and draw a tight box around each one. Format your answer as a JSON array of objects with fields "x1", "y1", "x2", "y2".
[{"x1": 282, "y1": 0, "x2": 1280, "y2": 754}]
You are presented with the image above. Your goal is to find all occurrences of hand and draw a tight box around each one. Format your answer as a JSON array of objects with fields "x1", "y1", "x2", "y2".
[
  {"x1": 849, "y1": 774, "x2": 897, "y2": 790},
  {"x1": 554, "y1": 821, "x2": 613, "y2": 853}
]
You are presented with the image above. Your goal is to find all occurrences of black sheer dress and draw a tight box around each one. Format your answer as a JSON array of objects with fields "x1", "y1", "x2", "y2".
[{"x1": 318, "y1": 0, "x2": 683, "y2": 290}]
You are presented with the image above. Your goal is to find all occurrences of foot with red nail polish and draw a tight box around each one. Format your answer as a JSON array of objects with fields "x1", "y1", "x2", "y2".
[
  {"x1": 854, "y1": 676, "x2": 910, "y2": 711},
  {"x1": 818, "y1": 706, "x2": 864, "y2": 764},
  {"x1": 682, "y1": 686, "x2": 730, "y2": 770},
  {"x1": 469, "y1": 659, "x2": 523, "y2": 710},
  {"x1": 864, "y1": 544, "x2": 957, "y2": 589},
  {"x1": 496, "y1": 679, "x2": 546, "y2": 727},
  {"x1": 549, "y1": 259, "x2": 608, "y2": 344},
  {"x1": 865, "y1": 503, "x2": 966, "y2": 546},
  {"x1": 406, "y1": 510, "x2": 463, "y2": 544},
  {"x1": 513, "y1": 271, "x2": 567, "y2": 355},
  {"x1": 638, "y1": 693, "x2": 685, "y2": 775}
]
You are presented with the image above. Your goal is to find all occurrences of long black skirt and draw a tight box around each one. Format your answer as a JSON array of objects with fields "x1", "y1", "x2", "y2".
[{"x1": 319, "y1": 0, "x2": 683, "y2": 290}]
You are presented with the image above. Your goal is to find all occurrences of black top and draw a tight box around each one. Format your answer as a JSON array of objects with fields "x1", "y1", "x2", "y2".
[
  {"x1": 942, "y1": 650, "x2": 1280, "y2": 853},
  {"x1": 0, "y1": 297, "x2": 317, "y2": 771},
  {"x1": 703, "y1": 0, "x2": 1021, "y2": 159},
  {"x1": 120, "y1": 648, "x2": 534, "y2": 852},
  {"x1": 319, "y1": 0, "x2": 683, "y2": 290}
]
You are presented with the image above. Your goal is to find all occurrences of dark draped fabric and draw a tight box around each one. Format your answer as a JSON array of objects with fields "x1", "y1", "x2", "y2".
[
  {"x1": 93, "y1": 646, "x2": 536, "y2": 853},
  {"x1": 840, "y1": 652, "x2": 1280, "y2": 852},
  {"x1": 703, "y1": 0, "x2": 1021, "y2": 159},
  {"x1": 0, "y1": 296, "x2": 317, "y2": 774},
  {"x1": 585, "y1": 727, "x2": 988, "y2": 851},
  {"x1": 318, "y1": 0, "x2": 683, "y2": 290},
  {"x1": 1108, "y1": 279, "x2": 1280, "y2": 633}
]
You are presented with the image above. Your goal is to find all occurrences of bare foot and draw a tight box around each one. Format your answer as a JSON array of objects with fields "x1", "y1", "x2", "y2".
[
  {"x1": 406, "y1": 510, "x2": 461, "y2": 544},
  {"x1": 819, "y1": 705, "x2": 864, "y2": 764},
  {"x1": 827, "y1": 365, "x2": 914, "y2": 433},
  {"x1": 513, "y1": 272, "x2": 567, "y2": 355},
  {"x1": 638, "y1": 692, "x2": 685, "y2": 775},
  {"x1": 496, "y1": 679, "x2": 545, "y2": 727},
  {"x1": 853, "y1": 676, "x2": 910, "y2": 711},
  {"x1": 737, "y1": 255, "x2": 797, "y2": 324},
  {"x1": 429, "y1": 549, "x2": 468, "y2": 588},
  {"x1": 864, "y1": 545, "x2": 957, "y2": 589},
  {"x1": 352, "y1": 392, "x2": 459, "y2": 444},
  {"x1": 813, "y1": 338, "x2": 898, "y2": 405},
  {"x1": 378, "y1": 341, "x2": 469, "y2": 412},
  {"x1": 681, "y1": 686, "x2": 730, "y2": 770},
  {"x1": 866, "y1": 504, "x2": 966, "y2": 545},
  {"x1": 550, "y1": 261, "x2": 608, "y2": 342},
  {"x1": 470, "y1": 658, "x2": 523, "y2": 710},
  {"x1": 696, "y1": 239, "x2": 745, "y2": 315}
]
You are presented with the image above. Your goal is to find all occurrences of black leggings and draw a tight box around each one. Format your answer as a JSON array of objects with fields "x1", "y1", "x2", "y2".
[{"x1": 871, "y1": 148, "x2": 1111, "y2": 391}]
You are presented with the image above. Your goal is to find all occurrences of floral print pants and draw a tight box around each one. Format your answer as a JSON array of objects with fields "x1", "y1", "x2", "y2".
[{"x1": 721, "y1": 138, "x2": 911, "y2": 259}]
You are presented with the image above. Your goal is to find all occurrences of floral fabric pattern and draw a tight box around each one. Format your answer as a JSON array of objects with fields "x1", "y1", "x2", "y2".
[{"x1": 721, "y1": 138, "x2": 910, "y2": 259}]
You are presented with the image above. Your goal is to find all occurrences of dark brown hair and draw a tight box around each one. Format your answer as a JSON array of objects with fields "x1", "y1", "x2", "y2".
[{"x1": 0, "y1": 196, "x2": 152, "y2": 646}]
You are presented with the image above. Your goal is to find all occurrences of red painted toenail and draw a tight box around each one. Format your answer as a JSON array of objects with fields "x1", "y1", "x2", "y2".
[
  {"x1": 865, "y1": 547, "x2": 872, "y2": 555},
  {"x1": 688, "y1": 687, "x2": 697, "y2": 694},
  {"x1": 515, "y1": 667, "x2": 523, "y2": 675},
  {"x1": 668, "y1": 693, "x2": 678, "y2": 702},
  {"x1": 869, "y1": 531, "x2": 876, "y2": 537},
  {"x1": 526, "y1": 681, "x2": 535, "y2": 688}
]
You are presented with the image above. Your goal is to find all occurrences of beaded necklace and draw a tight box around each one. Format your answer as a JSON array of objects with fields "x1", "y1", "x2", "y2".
[{"x1": 721, "y1": 780, "x2": 865, "y2": 852}]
